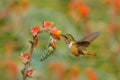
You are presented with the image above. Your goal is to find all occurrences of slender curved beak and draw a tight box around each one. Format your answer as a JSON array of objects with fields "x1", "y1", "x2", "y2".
[
  {"x1": 61, "y1": 34, "x2": 65, "y2": 37},
  {"x1": 61, "y1": 34, "x2": 65, "y2": 36}
]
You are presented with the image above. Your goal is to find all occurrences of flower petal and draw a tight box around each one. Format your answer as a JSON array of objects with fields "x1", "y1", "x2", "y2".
[
  {"x1": 27, "y1": 69, "x2": 34, "y2": 76},
  {"x1": 43, "y1": 21, "x2": 53, "y2": 28},
  {"x1": 21, "y1": 53, "x2": 30, "y2": 63},
  {"x1": 50, "y1": 26, "x2": 61, "y2": 35},
  {"x1": 31, "y1": 26, "x2": 40, "y2": 36},
  {"x1": 54, "y1": 35, "x2": 61, "y2": 41}
]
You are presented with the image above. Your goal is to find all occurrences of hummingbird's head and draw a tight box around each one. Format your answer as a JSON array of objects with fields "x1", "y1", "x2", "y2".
[{"x1": 62, "y1": 34, "x2": 75, "y2": 44}]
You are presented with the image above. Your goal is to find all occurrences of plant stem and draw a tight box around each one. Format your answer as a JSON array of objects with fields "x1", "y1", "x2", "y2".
[{"x1": 22, "y1": 36, "x2": 36, "y2": 80}]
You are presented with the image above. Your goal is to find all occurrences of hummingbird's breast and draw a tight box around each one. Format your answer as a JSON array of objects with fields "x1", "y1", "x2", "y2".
[{"x1": 68, "y1": 42, "x2": 80, "y2": 57}]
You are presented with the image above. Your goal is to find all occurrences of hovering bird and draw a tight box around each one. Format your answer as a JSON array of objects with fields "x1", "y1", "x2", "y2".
[{"x1": 62, "y1": 32, "x2": 100, "y2": 57}]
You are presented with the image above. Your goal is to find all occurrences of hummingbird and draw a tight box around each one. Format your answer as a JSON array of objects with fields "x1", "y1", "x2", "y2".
[{"x1": 62, "y1": 32, "x2": 100, "y2": 57}]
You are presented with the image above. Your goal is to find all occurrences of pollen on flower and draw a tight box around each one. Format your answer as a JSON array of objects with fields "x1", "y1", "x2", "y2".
[
  {"x1": 31, "y1": 26, "x2": 41, "y2": 36},
  {"x1": 50, "y1": 26, "x2": 62, "y2": 35},
  {"x1": 43, "y1": 21, "x2": 53, "y2": 28},
  {"x1": 56, "y1": 30, "x2": 61, "y2": 35}
]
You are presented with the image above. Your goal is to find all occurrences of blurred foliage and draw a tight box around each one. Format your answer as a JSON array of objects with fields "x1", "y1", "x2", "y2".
[{"x1": 0, "y1": 0, "x2": 120, "y2": 80}]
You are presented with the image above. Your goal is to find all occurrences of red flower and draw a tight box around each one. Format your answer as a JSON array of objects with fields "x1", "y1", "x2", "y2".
[
  {"x1": 51, "y1": 40, "x2": 56, "y2": 48},
  {"x1": 31, "y1": 26, "x2": 40, "y2": 36},
  {"x1": 68, "y1": 1, "x2": 90, "y2": 17},
  {"x1": 78, "y1": 3, "x2": 90, "y2": 17},
  {"x1": 21, "y1": 52, "x2": 30, "y2": 63},
  {"x1": 85, "y1": 68, "x2": 98, "y2": 80},
  {"x1": 50, "y1": 26, "x2": 61, "y2": 35},
  {"x1": 54, "y1": 35, "x2": 61, "y2": 41},
  {"x1": 34, "y1": 37, "x2": 39, "y2": 47},
  {"x1": 27, "y1": 69, "x2": 34, "y2": 76},
  {"x1": 71, "y1": 66, "x2": 80, "y2": 78},
  {"x1": 43, "y1": 21, "x2": 53, "y2": 28}
]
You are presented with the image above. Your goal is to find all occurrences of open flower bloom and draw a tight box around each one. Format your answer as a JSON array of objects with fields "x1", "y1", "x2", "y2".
[
  {"x1": 43, "y1": 21, "x2": 53, "y2": 28},
  {"x1": 50, "y1": 26, "x2": 61, "y2": 35},
  {"x1": 21, "y1": 52, "x2": 30, "y2": 63},
  {"x1": 31, "y1": 26, "x2": 41, "y2": 36},
  {"x1": 27, "y1": 69, "x2": 34, "y2": 76}
]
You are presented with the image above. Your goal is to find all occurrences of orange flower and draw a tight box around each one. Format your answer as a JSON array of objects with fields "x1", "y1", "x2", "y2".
[
  {"x1": 113, "y1": 0, "x2": 120, "y2": 13},
  {"x1": 21, "y1": 0, "x2": 29, "y2": 10},
  {"x1": 34, "y1": 37, "x2": 39, "y2": 47},
  {"x1": 85, "y1": 68, "x2": 98, "y2": 80},
  {"x1": 104, "y1": 0, "x2": 120, "y2": 13},
  {"x1": 71, "y1": 66, "x2": 80, "y2": 78},
  {"x1": 27, "y1": 69, "x2": 34, "y2": 76},
  {"x1": 50, "y1": 26, "x2": 61, "y2": 35},
  {"x1": 43, "y1": 21, "x2": 53, "y2": 28},
  {"x1": 50, "y1": 40, "x2": 56, "y2": 48},
  {"x1": 31, "y1": 26, "x2": 41, "y2": 36},
  {"x1": 108, "y1": 24, "x2": 116, "y2": 35},
  {"x1": 78, "y1": 3, "x2": 90, "y2": 17},
  {"x1": 21, "y1": 52, "x2": 30, "y2": 63},
  {"x1": 2, "y1": 60, "x2": 18, "y2": 78},
  {"x1": 68, "y1": 1, "x2": 90, "y2": 17}
]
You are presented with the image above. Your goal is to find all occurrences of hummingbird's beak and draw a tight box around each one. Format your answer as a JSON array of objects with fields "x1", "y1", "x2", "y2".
[{"x1": 61, "y1": 34, "x2": 66, "y2": 37}]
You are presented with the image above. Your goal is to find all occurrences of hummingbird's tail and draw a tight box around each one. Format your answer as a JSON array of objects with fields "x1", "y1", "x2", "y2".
[{"x1": 82, "y1": 50, "x2": 96, "y2": 56}]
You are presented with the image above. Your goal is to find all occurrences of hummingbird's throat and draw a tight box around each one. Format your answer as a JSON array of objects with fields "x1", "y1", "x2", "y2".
[{"x1": 67, "y1": 42, "x2": 75, "y2": 48}]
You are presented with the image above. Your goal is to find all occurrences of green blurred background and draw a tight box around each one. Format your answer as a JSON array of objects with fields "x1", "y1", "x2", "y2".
[{"x1": 0, "y1": 0, "x2": 120, "y2": 80}]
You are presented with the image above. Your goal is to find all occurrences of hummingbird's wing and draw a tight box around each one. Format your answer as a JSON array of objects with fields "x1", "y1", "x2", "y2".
[
  {"x1": 76, "y1": 41, "x2": 90, "y2": 49},
  {"x1": 76, "y1": 32, "x2": 100, "y2": 49},
  {"x1": 80, "y1": 32, "x2": 100, "y2": 42}
]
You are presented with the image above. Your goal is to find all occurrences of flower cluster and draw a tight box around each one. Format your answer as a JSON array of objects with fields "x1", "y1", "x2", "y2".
[
  {"x1": 21, "y1": 21, "x2": 61, "y2": 80},
  {"x1": 31, "y1": 21, "x2": 61, "y2": 48},
  {"x1": 21, "y1": 52, "x2": 34, "y2": 78}
]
